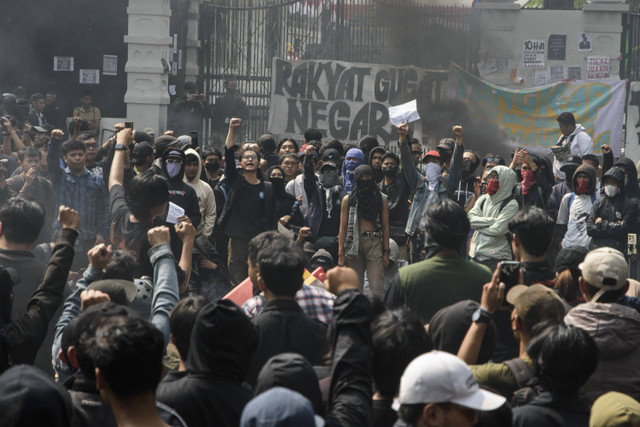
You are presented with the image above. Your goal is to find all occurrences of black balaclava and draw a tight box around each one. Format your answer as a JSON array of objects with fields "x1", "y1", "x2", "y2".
[{"x1": 350, "y1": 165, "x2": 382, "y2": 221}]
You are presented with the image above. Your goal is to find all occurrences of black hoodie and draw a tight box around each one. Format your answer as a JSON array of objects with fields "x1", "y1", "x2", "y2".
[
  {"x1": 156, "y1": 300, "x2": 258, "y2": 427},
  {"x1": 587, "y1": 166, "x2": 638, "y2": 252},
  {"x1": 161, "y1": 149, "x2": 202, "y2": 229}
]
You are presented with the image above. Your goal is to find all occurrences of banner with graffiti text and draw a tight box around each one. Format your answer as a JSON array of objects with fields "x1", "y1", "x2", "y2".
[
  {"x1": 268, "y1": 58, "x2": 439, "y2": 144},
  {"x1": 445, "y1": 63, "x2": 626, "y2": 155}
]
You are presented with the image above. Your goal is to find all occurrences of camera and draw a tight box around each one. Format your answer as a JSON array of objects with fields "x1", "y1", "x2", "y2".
[{"x1": 0, "y1": 115, "x2": 17, "y2": 133}]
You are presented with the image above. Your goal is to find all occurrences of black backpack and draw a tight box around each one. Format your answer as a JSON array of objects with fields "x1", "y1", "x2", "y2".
[{"x1": 504, "y1": 358, "x2": 542, "y2": 407}]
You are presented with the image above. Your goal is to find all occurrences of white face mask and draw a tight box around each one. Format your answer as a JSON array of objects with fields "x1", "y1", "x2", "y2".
[
  {"x1": 604, "y1": 184, "x2": 618, "y2": 197},
  {"x1": 424, "y1": 162, "x2": 442, "y2": 190}
]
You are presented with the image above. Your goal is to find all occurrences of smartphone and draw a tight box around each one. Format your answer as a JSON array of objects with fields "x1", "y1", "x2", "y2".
[
  {"x1": 499, "y1": 261, "x2": 521, "y2": 292},
  {"x1": 124, "y1": 121, "x2": 134, "y2": 129},
  {"x1": 190, "y1": 131, "x2": 199, "y2": 150}
]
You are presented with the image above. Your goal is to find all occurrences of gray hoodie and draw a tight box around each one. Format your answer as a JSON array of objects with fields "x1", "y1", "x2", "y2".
[
  {"x1": 468, "y1": 165, "x2": 519, "y2": 261},
  {"x1": 565, "y1": 301, "x2": 640, "y2": 403}
]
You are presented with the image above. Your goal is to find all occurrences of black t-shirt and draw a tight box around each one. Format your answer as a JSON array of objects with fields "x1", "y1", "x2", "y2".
[
  {"x1": 381, "y1": 175, "x2": 410, "y2": 228},
  {"x1": 110, "y1": 184, "x2": 153, "y2": 277},
  {"x1": 226, "y1": 181, "x2": 268, "y2": 240}
]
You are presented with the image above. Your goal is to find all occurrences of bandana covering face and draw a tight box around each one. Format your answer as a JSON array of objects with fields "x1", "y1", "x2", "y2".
[
  {"x1": 521, "y1": 169, "x2": 536, "y2": 195},
  {"x1": 166, "y1": 162, "x2": 182, "y2": 178},
  {"x1": 575, "y1": 179, "x2": 590, "y2": 195},
  {"x1": 487, "y1": 178, "x2": 499, "y2": 195},
  {"x1": 342, "y1": 148, "x2": 365, "y2": 193},
  {"x1": 350, "y1": 165, "x2": 382, "y2": 221},
  {"x1": 319, "y1": 169, "x2": 341, "y2": 189},
  {"x1": 424, "y1": 162, "x2": 441, "y2": 191}
]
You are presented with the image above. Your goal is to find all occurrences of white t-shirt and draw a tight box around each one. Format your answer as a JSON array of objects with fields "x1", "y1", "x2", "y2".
[{"x1": 557, "y1": 192, "x2": 596, "y2": 248}]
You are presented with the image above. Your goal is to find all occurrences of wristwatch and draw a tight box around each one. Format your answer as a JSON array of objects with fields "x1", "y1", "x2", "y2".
[
  {"x1": 114, "y1": 143, "x2": 126, "y2": 151},
  {"x1": 472, "y1": 307, "x2": 492, "y2": 324}
]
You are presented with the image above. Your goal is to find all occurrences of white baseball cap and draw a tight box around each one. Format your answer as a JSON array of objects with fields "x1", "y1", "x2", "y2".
[
  {"x1": 579, "y1": 247, "x2": 628, "y2": 293},
  {"x1": 393, "y1": 351, "x2": 505, "y2": 411}
]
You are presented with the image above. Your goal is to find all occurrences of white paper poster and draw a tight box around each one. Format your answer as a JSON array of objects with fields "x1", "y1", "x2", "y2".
[
  {"x1": 587, "y1": 56, "x2": 610, "y2": 79},
  {"x1": 103, "y1": 55, "x2": 118, "y2": 76},
  {"x1": 54, "y1": 56, "x2": 74, "y2": 72},
  {"x1": 79, "y1": 69, "x2": 100, "y2": 84},
  {"x1": 578, "y1": 33, "x2": 592, "y2": 52},
  {"x1": 388, "y1": 100, "x2": 420, "y2": 126},
  {"x1": 549, "y1": 65, "x2": 565, "y2": 81},
  {"x1": 535, "y1": 69, "x2": 549, "y2": 86},
  {"x1": 166, "y1": 202, "x2": 185, "y2": 224},
  {"x1": 523, "y1": 40, "x2": 546, "y2": 68}
]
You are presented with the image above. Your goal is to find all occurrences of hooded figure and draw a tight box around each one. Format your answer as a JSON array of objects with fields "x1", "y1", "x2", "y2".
[
  {"x1": 615, "y1": 157, "x2": 640, "y2": 221},
  {"x1": 183, "y1": 148, "x2": 216, "y2": 237},
  {"x1": 162, "y1": 148, "x2": 201, "y2": 228},
  {"x1": 342, "y1": 148, "x2": 365, "y2": 193},
  {"x1": 515, "y1": 154, "x2": 553, "y2": 209},
  {"x1": 468, "y1": 165, "x2": 519, "y2": 267},
  {"x1": 557, "y1": 164, "x2": 598, "y2": 249},
  {"x1": 349, "y1": 165, "x2": 383, "y2": 222},
  {"x1": 368, "y1": 146, "x2": 386, "y2": 184},
  {"x1": 254, "y1": 353, "x2": 323, "y2": 415},
  {"x1": 156, "y1": 300, "x2": 259, "y2": 427},
  {"x1": 587, "y1": 166, "x2": 638, "y2": 252}
]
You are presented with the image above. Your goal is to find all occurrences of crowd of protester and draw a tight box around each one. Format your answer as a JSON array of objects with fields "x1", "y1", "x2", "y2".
[{"x1": 1, "y1": 85, "x2": 640, "y2": 427}]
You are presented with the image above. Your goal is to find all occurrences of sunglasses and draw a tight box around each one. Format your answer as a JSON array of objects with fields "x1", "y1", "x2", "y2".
[
  {"x1": 485, "y1": 157, "x2": 503, "y2": 163},
  {"x1": 242, "y1": 154, "x2": 258, "y2": 160}
]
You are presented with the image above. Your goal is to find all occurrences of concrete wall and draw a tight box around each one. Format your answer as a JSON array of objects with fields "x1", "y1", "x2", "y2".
[
  {"x1": 476, "y1": 2, "x2": 627, "y2": 89},
  {"x1": 475, "y1": 1, "x2": 640, "y2": 161}
]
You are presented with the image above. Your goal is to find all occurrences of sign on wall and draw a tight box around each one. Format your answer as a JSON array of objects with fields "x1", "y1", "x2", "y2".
[
  {"x1": 523, "y1": 40, "x2": 546, "y2": 68},
  {"x1": 547, "y1": 35, "x2": 566, "y2": 61},
  {"x1": 268, "y1": 58, "x2": 434, "y2": 143},
  {"x1": 587, "y1": 56, "x2": 610, "y2": 79},
  {"x1": 446, "y1": 63, "x2": 625, "y2": 155}
]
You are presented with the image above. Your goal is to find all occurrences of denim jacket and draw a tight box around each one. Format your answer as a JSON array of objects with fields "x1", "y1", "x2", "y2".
[
  {"x1": 52, "y1": 265, "x2": 103, "y2": 383},
  {"x1": 402, "y1": 139, "x2": 463, "y2": 236},
  {"x1": 51, "y1": 243, "x2": 179, "y2": 382},
  {"x1": 344, "y1": 194, "x2": 387, "y2": 256}
]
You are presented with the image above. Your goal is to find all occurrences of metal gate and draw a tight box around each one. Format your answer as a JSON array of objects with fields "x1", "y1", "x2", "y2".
[{"x1": 200, "y1": 0, "x2": 476, "y2": 145}]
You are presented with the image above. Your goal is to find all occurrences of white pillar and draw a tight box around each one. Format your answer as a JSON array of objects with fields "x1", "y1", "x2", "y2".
[
  {"x1": 124, "y1": 0, "x2": 172, "y2": 133},
  {"x1": 185, "y1": 0, "x2": 203, "y2": 84}
]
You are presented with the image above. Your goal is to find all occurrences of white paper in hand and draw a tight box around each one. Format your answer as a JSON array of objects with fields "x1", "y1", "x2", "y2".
[
  {"x1": 166, "y1": 202, "x2": 185, "y2": 224},
  {"x1": 389, "y1": 100, "x2": 420, "y2": 126}
]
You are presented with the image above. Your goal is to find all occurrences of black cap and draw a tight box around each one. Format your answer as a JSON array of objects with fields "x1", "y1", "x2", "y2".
[
  {"x1": 87, "y1": 279, "x2": 138, "y2": 305},
  {"x1": 154, "y1": 135, "x2": 179, "y2": 156},
  {"x1": 320, "y1": 148, "x2": 340, "y2": 170},
  {"x1": 437, "y1": 138, "x2": 455, "y2": 151},
  {"x1": 131, "y1": 141, "x2": 153, "y2": 166},
  {"x1": 560, "y1": 155, "x2": 582, "y2": 172},
  {"x1": 555, "y1": 246, "x2": 589, "y2": 274}
]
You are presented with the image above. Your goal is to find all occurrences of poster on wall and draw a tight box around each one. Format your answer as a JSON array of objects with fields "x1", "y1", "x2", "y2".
[
  {"x1": 547, "y1": 35, "x2": 566, "y2": 61},
  {"x1": 446, "y1": 63, "x2": 626, "y2": 156},
  {"x1": 587, "y1": 56, "x2": 610, "y2": 79},
  {"x1": 523, "y1": 40, "x2": 546, "y2": 68},
  {"x1": 568, "y1": 66, "x2": 582, "y2": 80},
  {"x1": 535, "y1": 69, "x2": 549, "y2": 86},
  {"x1": 549, "y1": 65, "x2": 565, "y2": 81},
  {"x1": 103, "y1": 55, "x2": 118, "y2": 76},
  {"x1": 79, "y1": 69, "x2": 100, "y2": 84},
  {"x1": 53, "y1": 56, "x2": 74, "y2": 72},
  {"x1": 578, "y1": 33, "x2": 592, "y2": 52}
]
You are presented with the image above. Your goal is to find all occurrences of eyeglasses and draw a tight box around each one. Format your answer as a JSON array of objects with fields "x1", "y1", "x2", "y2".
[
  {"x1": 84, "y1": 143, "x2": 97, "y2": 149},
  {"x1": 166, "y1": 158, "x2": 183, "y2": 165},
  {"x1": 282, "y1": 161, "x2": 297, "y2": 167},
  {"x1": 242, "y1": 155, "x2": 258, "y2": 160}
]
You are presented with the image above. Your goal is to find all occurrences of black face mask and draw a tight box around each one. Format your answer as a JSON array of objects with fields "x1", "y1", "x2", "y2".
[
  {"x1": 462, "y1": 159, "x2": 475, "y2": 175},
  {"x1": 356, "y1": 179, "x2": 374, "y2": 191},
  {"x1": 205, "y1": 160, "x2": 220, "y2": 173},
  {"x1": 382, "y1": 166, "x2": 397, "y2": 177}
]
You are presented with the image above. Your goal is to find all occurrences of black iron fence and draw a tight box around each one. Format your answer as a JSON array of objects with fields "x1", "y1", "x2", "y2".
[
  {"x1": 200, "y1": 0, "x2": 477, "y2": 145},
  {"x1": 621, "y1": 12, "x2": 640, "y2": 81}
]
